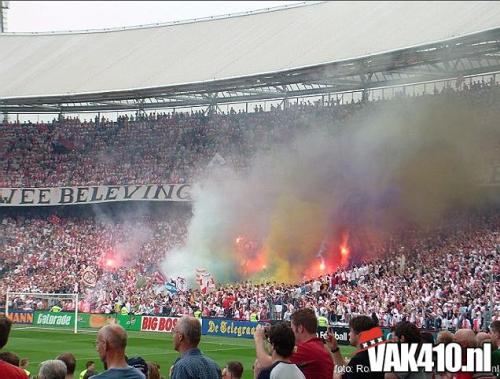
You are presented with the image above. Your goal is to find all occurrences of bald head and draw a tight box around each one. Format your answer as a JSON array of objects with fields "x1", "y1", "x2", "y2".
[
  {"x1": 455, "y1": 329, "x2": 476, "y2": 348},
  {"x1": 177, "y1": 316, "x2": 201, "y2": 347},
  {"x1": 476, "y1": 332, "x2": 492, "y2": 347},
  {"x1": 98, "y1": 324, "x2": 128, "y2": 351}
]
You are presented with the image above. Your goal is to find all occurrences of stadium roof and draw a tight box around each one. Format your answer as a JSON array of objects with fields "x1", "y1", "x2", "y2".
[{"x1": 2, "y1": 1, "x2": 500, "y2": 113}]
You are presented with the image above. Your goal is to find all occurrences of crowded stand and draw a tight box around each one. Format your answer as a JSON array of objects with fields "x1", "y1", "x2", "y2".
[
  {"x1": 2, "y1": 2, "x2": 500, "y2": 377},
  {"x1": 1, "y1": 81, "x2": 500, "y2": 331},
  {"x1": 1, "y1": 79, "x2": 500, "y2": 379},
  {"x1": 1, "y1": 79, "x2": 500, "y2": 189},
  {"x1": 1, "y1": 210, "x2": 499, "y2": 333}
]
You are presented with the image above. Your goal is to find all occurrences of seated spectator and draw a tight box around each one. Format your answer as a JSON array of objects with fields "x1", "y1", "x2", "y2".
[
  {"x1": 0, "y1": 316, "x2": 28, "y2": 378},
  {"x1": 39, "y1": 360, "x2": 67, "y2": 379},
  {"x1": 254, "y1": 322, "x2": 305, "y2": 379},
  {"x1": 222, "y1": 361, "x2": 243, "y2": 379},
  {"x1": 92, "y1": 324, "x2": 145, "y2": 379},
  {"x1": 171, "y1": 316, "x2": 221, "y2": 379},
  {"x1": 56, "y1": 352, "x2": 76, "y2": 379}
]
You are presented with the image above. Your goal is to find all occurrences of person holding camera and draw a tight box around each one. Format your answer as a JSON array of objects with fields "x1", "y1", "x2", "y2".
[
  {"x1": 254, "y1": 309, "x2": 333, "y2": 379},
  {"x1": 253, "y1": 322, "x2": 306, "y2": 379}
]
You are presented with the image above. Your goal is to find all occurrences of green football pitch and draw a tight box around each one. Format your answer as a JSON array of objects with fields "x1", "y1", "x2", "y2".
[{"x1": 7, "y1": 327, "x2": 356, "y2": 379}]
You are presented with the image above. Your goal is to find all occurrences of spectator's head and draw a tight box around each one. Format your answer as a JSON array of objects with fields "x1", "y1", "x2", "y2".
[
  {"x1": 476, "y1": 332, "x2": 494, "y2": 348},
  {"x1": 96, "y1": 324, "x2": 128, "y2": 369},
  {"x1": 395, "y1": 321, "x2": 422, "y2": 344},
  {"x1": 84, "y1": 360, "x2": 95, "y2": 371},
  {"x1": 421, "y1": 332, "x2": 434, "y2": 345},
  {"x1": 0, "y1": 316, "x2": 12, "y2": 349},
  {"x1": 348, "y1": 315, "x2": 376, "y2": 348},
  {"x1": 436, "y1": 330, "x2": 455, "y2": 344},
  {"x1": 267, "y1": 322, "x2": 296, "y2": 360},
  {"x1": 291, "y1": 308, "x2": 317, "y2": 343},
  {"x1": 0, "y1": 351, "x2": 20, "y2": 366},
  {"x1": 455, "y1": 329, "x2": 477, "y2": 348},
  {"x1": 127, "y1": 356, "x2": 148, "y2": 377},
  {"x1": 39, "y1": 359, "x2": 67, "y2": 379},
  {"x1": 490, "y1": 320, "x2": 500, "y2": 346},
  {"x1": 173, "y1": 316, "x2": 201, "y2": 353},
  {"x1": 147, "y1": 362, "x2": 161, "y2": 379},
  {"x1": 20, "y1": 358, "x2": 29, "y2": 369},
  {"x1": 222, "y1": 361, "x2": 243, "y2": 379},
  {"x1": 56, "y1": 352, "x2": 76, "y2": 378}
]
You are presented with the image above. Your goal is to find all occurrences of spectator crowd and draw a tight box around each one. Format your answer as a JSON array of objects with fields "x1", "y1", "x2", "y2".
[
  {"x1": 0, "y1": 78, "x2": 499, "y2": 378},
  {"x1": 1, "y1": 79, "x2": 499, "y2": 189}
]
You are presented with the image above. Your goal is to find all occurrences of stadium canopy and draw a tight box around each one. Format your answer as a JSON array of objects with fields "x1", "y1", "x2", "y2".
[{"x1": 2, "y1": 1, "x2": 500, "y2": 113}]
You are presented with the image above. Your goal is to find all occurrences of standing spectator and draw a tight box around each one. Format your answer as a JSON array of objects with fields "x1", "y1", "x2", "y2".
[
  {"x1": 171, "y1": 316, "x2": 221, "y2": 379},
  {"x1": 490, "y1": 321, "x2": 500, "y2": 377},
  {"x1": 385, "y1": 321, "x2": 431, "y2": 379},
  {"x1": 147, "y1": 362, "x2": 161, "y2": 379},
  {"x1": 56, "y1": 353, "x2": 76, "y2": 379},
  {"x1": 79, "y1": 361, "x2": 96, "y2": 379},
  {"x1": 454, "y1": 329, "x2": 496, "y2": 379},
  {"x1": 222, "y1": 361, "x2": 243, "y2": 379},
  {"x1": 92, "y1": 324, "x2": 145, "y2": 379},
  {"x1": 38, "y1": 360, "x2": 67, "y2": 379},
  {"x1": 127, "y1": 357, "x2": 149, "y2": 378},
  {"x1": 0, "y1": 316, "x2": 28, "y2": 378},
  {"x1": 255, "y1": 308, "x2": 333, "y2": 379},
  {"x1": 20, "y1": 358, "x2": 31, "y2": 378},
  {"x1": 327, "y1": 315, "x2": 384, "y2": 378},
  {"x1": 0, "y1": 351, "x2": 20, "y2": 366},
  {"x1": 254, "y1": 322, "x2": 305, "y2": 379}
]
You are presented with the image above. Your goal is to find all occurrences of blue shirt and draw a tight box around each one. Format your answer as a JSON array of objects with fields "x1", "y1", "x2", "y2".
[
  {"x1": 171, "y1": 348, "x2": 221, "y2": 379},
  {"x1": 90, "y1": 366, "x2": 146, "y2": 379}
]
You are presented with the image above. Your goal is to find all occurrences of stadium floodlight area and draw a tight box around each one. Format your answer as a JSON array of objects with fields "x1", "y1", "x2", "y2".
[{"x1": 6, "y1": 291, "x2": 79, "y2": 334}]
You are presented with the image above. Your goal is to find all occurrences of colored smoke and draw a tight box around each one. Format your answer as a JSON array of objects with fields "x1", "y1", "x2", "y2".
[{"x1": 161, "y1": 94, "x2": 499, "y2": 284}]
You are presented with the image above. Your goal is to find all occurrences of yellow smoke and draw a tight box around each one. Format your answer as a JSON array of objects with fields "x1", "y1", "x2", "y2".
[{"x1": 260, "y1": 194, "x2": 329, "y2": 282}]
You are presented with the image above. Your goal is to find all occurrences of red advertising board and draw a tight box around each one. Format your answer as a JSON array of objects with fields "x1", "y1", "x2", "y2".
[{"x1": 141, "y1": 316, "x2": 178, "y2": 333}]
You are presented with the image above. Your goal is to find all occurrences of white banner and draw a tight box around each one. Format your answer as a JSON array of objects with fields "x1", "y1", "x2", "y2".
[{"x1": 0, "y1": 184, "x2": 191, "y2": 207}]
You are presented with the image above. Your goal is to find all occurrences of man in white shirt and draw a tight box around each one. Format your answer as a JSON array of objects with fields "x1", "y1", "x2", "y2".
[{"x1": 254, "y1": 322, "x2": 305, "y2": 379}]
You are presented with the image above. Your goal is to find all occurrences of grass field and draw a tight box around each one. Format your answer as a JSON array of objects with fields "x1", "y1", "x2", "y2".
[{"x1": 6, "y1": 327, "x2": 356, "y2": 378}]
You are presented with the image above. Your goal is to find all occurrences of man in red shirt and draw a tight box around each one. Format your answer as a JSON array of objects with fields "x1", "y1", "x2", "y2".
[
  {"x1": 0, "y1": 316, "x2": 28, "y2": 379},
  {"x1": 254, "y1": 308, "x2": 334, "y2": 379}
]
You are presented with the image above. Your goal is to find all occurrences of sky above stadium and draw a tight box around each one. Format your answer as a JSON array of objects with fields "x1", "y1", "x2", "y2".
[{"x1": 5, "y1": 1, "x2": 305, "y2": 32}]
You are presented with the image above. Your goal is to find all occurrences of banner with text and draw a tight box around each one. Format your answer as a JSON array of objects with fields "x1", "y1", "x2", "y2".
[
  {"x1": 0, "y1": 310, "x2": 33, "y2": 325},
  {"x1": 0, "y1": 184, "x2": 191, "y2": 207},
  {"x1": 33, "y1": 311, "x2": 80, "y2": 328},
  {"x1": 202, "y1": 318, "x2": 258, "y2": 339},
  {"x1": 141, "y1": 316, "x2": 179, "y2": 333}
]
